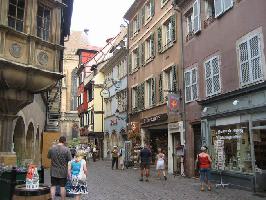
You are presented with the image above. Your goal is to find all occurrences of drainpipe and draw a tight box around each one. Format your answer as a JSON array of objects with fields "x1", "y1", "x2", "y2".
[
  {"x1": 123, "y1": 18, "x2": 130, "y2": 138},
  {"x1": 174, "y1": 4, "x2": 186, "y2": 176}
]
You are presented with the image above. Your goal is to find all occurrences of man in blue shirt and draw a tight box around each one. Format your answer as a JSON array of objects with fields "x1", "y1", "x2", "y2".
[{"x1": 139, "y1": 143, "x2": 151, "y2": 182}]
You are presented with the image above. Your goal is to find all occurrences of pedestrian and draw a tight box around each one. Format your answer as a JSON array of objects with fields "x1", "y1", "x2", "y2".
[
  {"x1": 67, "y1": 151, "x2": 88, "y2": 199},
  {"x1": 195, "y1": 146, "x2": 212, "y2": 191},
  {"x1": 119, "y1": 147, "x2": 124, "y2": 170},
  {"x1": 111, "y1": 146, "x2": 119, "y2": 170},
  {"x1": 47, "y1": 136, "x2": 72, "y2": 200},
  {"x1": 156, "y1": 148, "x2": 167, "y2": 180},
  {"x1": 92, "y1": 145, "x2": 97, "y2": 162},
  {"x1": 139, "y1": 143, "x2": 151, "y2": 182}
]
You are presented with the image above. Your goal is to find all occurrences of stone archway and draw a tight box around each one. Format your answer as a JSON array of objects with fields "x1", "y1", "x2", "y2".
[
  {"x1": 26, "y1": 122, "x2": 34, "y2": 159},
  {"x1": 13, "y1": 117, "x2": 26, "y2": 164}
]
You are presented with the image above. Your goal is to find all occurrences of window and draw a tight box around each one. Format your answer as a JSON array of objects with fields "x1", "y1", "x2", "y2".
[
  {"x1": 132, "y1": 47, "x2": 140, "y2": 70},
  {"x1": 37, "y1": 4, "x2": 51, "y2": 41},
  {"x1": 205, "y1": 0, "x2": 215, "y2": 19},
  {"x1": 8, "y1": 0, "x2": 25, "y2": 32},
  {"x1": 164, "y1": 66, "x2": 177, "y2": 97},
  {"x1": 144, "y1": 0, "x2": 155, "y2": 22},
  {"x1": 78, "y1": 72, "x2": 84, "y2": 85},
  {"x1": 204, "y1": 56, "x2": 221, "y2": 97},
  {"x1": 117, "y1": 90, "x2": 127, "y2": 112},
  {"x1": 84, "y1": 112, "x2": 89, "y2": 126},
  {"x1": 133, "y1": 14, "x2": 140, "y2": 35},
  {"x1": 132, "y1": 87, "x2": 137, "y2": 110},
  {"x1": 214, "y1": 0, "x2": 233, "y2": 18},
  {"x1": 185, "y1": 67, "x2": 198, "y2": 102},
  {"x1": 146, "y1": 78, "x2": 156, "y2": 108},
  {"x1": 161, "y1": 0, "x2": 169, "y2": 8},
  {"x1": 158, "y1": 14, "x2": 176, "y2": 53},
  {"x1": 145, "y1": 33, "x2": 155, "y2": 61},
  {"x1": 118, "y1": 59, "x2": 127, "y2": 79},
  {"x1": 237, "y1": 31, "x2": 263, "y2": 86}
]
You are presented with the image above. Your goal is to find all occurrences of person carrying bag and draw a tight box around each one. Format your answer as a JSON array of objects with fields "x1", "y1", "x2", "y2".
[{"x1": 67, "y1": 151, "x2": 88, "y2": 200}]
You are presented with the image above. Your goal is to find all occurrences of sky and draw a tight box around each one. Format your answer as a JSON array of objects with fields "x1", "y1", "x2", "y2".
[{"x1": 71, "y1": 0, "x2": 135, "y2": 47}]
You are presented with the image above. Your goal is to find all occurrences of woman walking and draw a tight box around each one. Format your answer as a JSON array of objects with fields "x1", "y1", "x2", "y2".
[
  {"x1": 156, "y1": 148, "x2": 167, "y2": 180},
  {"x1": 68, "y1": 151, "x2": 88, "y2": 200},
  {"x1": 196, "y1": 146, "x2": 212, "y2": 191}
]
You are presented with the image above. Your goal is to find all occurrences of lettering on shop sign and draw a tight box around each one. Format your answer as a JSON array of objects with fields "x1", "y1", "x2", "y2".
[
  {"x1": 141, "y1": 113, "x2": 168, "y2": 125},
  {"x1": 215, "y1": 128, "x2": 244, "y2": 140}
]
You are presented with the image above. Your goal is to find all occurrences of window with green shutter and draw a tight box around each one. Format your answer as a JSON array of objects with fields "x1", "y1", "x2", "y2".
[
  {"x1": 151, "y1": 32, "x2": 155, "y2": 57},
  {"x1": 158, "y1": 26, "x2": 162, "y2": 53},
  {"x1": 171, "y1": 14, "x2": 176, "y2": 42},
  {"x1": 159, "y1": 73, "x2": 164, "y2": 103},
  {"x1": 141, "y1": 42, "x2": 145, "y2": 66},
  {"x1": 151, "y1": 0, "x2": 155, "y2": 17},
  {"x1": 152, "y1": 77, "x2": 156, "y2": 105},
  {"x1": 128, "y1": 53, "x2": 132, "y2": 73}
]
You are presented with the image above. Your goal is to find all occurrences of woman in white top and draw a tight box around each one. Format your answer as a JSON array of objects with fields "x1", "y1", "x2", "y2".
[{"x1": 156, "y1": 148, "x2": 167, "y2": 180}]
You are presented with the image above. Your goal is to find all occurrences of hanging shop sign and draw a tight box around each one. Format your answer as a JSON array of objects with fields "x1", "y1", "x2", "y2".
[
  {"x1": 110, "y1": 119, "x2": 118, "y2": 126},
  {"x1": 167, "y1": 93, "x2": 180, "y2": 113},
  {"x1": 141, "y1": 113, "x2": 168, "y2": 126}
]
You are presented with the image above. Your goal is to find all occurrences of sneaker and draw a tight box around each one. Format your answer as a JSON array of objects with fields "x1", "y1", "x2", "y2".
[
  {"x1": 200, "y1": 187, "x2": 205, "y2": 191},
  {"x1": 164, "y1": 176, "x2": 167, "y2": 181},
  {"x1": 139, "y1": 178, "x2": 143, "y2": 181},
  {"x1": 145, "y1": 179, "x2": 149, "y2": 182},
  {"x1": 207, "y1": 186, "x2": 211, "y2": 191}
]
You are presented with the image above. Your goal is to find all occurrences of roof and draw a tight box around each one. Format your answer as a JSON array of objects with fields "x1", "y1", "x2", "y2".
[
  {"x1": 64, "y1": 31, "x2": 100, "y2": 55},
  {"x1": 123, "y1": 0, "x2": 143, "y2": 20}
]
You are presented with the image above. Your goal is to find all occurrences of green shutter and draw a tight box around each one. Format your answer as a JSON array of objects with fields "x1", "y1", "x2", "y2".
[
  {"x1": 171, "y1": 14, "x2": 176, "y2": 42},
  {"x1": 129, "y1": 21, "x2": 133, "y2": 38},
  {"x1": 140, "y1": 82, "x2": 145, "y2": 110},
  {"x1": 151, "y1": 0, "x2": 155, "y2": 17},
  {"x1": 152, "y1": 77, "x2": 156, "y2": 105},
  {"x1": 137, "y1": 12, "x2": 141, "y2": 31},
  {"x1": 141, "y1": 6, "x2": 145, "y2": 26},
  {"x1": 151, "y1": 32, "x2": 155, "y2": 58},
  {"x1": 172, "y1": 65, "x2": 177, "y2": 92},
  {"x1": 137, "y1": 46, "x2": 140, "y2": 68},
  {"x1": 128, "y1": 53, "x2": 132, "y2": 73},
  {"x1": 157, "y1": 26, "x2": 162, "y2": 53},
  {"x1": 159, "y1": 73, "x2": 163, "y2": 103},
  {"x1": 141, "y1": 42, "x2": 145, "y2": 66}
]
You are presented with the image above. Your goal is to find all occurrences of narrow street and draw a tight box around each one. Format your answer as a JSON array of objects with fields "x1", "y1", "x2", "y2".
[{"x1": 45, "y1": 160, "x2": 264, "y2": 200}]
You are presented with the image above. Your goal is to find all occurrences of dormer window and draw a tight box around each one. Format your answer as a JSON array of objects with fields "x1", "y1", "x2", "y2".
[
  {"x1": 8, "y1": 0, "x2": 25, "y2": 32},
  {"x1": 37, "y1": 4, "x2": 51, "y2": 41}
]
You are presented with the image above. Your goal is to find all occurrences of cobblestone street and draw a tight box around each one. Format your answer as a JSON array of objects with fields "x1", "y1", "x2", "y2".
[{"x1": 45, "y1": 160, "x2": 265, "y2": 200}]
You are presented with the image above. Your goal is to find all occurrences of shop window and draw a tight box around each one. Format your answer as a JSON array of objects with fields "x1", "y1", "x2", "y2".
[
  {"x1": 204, "y1": 55, "x2": 221, "y2": 97},
  {"x1": 37, "y1": 4, "x2": 51, "y2": 41},
  {"x1": 237, "y1": 31, "x2": 264, "y2": 87},
  {"x1": 214, "y1": 0, "x2": 233, "y2": 18},
  {"x1": 8, "y1": 0, "x2": 25, "y2": 32},
  {"x1": 210, "y1": 123, "x2": 252, "y2": 173},
  {"x1": 185, "y1": 67, "x2": 198, "y2": 103}
]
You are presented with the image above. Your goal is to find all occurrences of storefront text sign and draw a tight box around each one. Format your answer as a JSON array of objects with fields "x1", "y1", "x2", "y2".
[
  {"x1": 216, "y1": 128, "x2": 244, "y2": 140},
  {"x1": 141, "y1": 113, "x2": 168, "y2": 126},
  {"x1": 215, "y1": 140, "x2": 225, "y2": 170}
]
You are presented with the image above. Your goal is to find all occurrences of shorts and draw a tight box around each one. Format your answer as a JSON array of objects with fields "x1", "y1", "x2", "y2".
[
  {"x1": 51, "y1": 177, "x2": 67, "y2": 187},
  {"x1": 140, "y1": 162, "x2": 150, "y2": 170},
  {"x1": 199, "y1": 168, "x2": 211, "y2": 182},
  {"x1": 156, "y1": 160, "x2": 165, "y2": 170}
]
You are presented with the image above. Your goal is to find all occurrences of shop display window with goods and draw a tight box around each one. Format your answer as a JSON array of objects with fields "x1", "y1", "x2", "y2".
[{"x1": 210, "y1": 123, "x2": 252, "y2": 174}]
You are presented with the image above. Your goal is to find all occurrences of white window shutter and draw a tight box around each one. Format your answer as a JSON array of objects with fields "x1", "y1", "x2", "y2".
[
  {"x1": 239, "y1": 40, "x2": 250, "y2": 84},
  {"x1": 205, "y1": 61, "x2": 213, "y2": 96},
  {"x1": 192, "y1": 68, "x2": 198, "y2": 100},
  {"x1": 223, "y1": 0, "x2": 233, "y2": 12},
  {"x1": 212, "y1": 56, "x2": 221, "y2": 93},
  {"x1": 214, "y1": 0, "x2": 223, "y2": 18},
  {"x1": 192, "y1": 0, "x2": 201, "y2": 33},
  {"x1": 249, "y1": 35, "x2": 263, "y2": 82},
  {"x1": 185, "y1": 71, "x2": 192, "y2": 102}
]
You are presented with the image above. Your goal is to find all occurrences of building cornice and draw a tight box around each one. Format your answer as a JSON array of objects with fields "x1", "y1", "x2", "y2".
[{"x1": 198, "y1": 81, "x2": 266, "y2": 105}]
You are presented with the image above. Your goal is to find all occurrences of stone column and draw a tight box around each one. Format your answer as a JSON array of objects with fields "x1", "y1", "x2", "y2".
[{"x1": 0, "y1": 114, "x2": 17, "y2": 152}]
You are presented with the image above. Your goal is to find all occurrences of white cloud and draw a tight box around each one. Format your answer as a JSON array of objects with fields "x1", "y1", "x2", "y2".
[{"x1": 71, "y1": 0, "x2": 134, "y2": 47}]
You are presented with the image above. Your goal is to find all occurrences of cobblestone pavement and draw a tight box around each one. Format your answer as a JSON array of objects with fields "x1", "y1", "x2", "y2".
[{"x1": 45, "y1": 160, "x2": 265, "y2": 200}]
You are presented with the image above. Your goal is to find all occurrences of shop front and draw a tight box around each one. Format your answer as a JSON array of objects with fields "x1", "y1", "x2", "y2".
[
  {"x1": 201, "y1": 89, "x2": 266, "y2": 192},
  {"x1": 140, "y1": 113, "x2": 168, "y2": 165}
]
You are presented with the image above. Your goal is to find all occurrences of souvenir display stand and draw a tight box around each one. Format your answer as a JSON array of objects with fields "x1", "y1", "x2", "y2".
[{"x1": 215, "y1": 139, "x2": 229, "y2": 188}]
